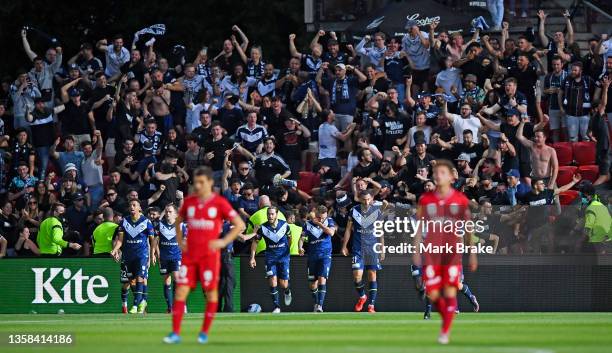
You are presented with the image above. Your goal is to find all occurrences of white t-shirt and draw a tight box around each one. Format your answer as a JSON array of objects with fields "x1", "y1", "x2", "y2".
[
  {"x1": 451, "y1": 114, "x2": 482, "y2": 143},
  {"x1": 318, "y1": 122, "x2": 341, "y2": 159},
  {"x1": 104, "y1": 45, "x2": 130, "y2": 77}
]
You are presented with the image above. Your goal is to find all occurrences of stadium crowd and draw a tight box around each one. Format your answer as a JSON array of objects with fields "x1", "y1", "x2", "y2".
[{"x1": 0, "y1": 9, "x2": 610, "y2": 260}]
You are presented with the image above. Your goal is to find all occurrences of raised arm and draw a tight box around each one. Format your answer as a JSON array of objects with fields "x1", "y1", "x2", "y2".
[
  {"x1": 476, "y1": 110, "x2": 501, "y2": 131},
  {"x1": 232, "y1": 25, "x2": 249, "y2": 51},
  {"x1": 232, "y1": 35, "x2": 248, "y2": 64},
  {"x1": 288, "y1": 34, "x2": 302, "y2": 59},
  {"x1": 516, "y1": 120, "x2": 533, "y2": 148},
  {"x1": 537, "y1": 10, "x2": 550, "y2": 48},
  {"x1": 556, "y1": 173, "x2": 581, "y2": 194},
  {"x1": 21, "y1": 29, "x2": 37, "y2": 61},
  {"x1": 563, "y1": 10, "x2": 574, "y2": 45},
  {"x1": 310, "y1": 30, "x2": 325, "y2": 49}
]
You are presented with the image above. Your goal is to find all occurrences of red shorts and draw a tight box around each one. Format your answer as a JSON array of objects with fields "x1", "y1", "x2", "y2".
[
  {"x1": 423, "y1": 264, "x2": 462, "y2": 293},
  {"x1": 176, "y1": 252, "x2": 221, "y2": 291}
]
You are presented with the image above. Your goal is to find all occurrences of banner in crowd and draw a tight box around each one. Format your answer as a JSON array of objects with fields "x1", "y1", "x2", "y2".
[{"x1": 0, "y1": 258, "x2": 240, "y2": 314}]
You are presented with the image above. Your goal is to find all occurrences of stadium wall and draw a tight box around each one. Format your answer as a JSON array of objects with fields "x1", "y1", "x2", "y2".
[
  {"x1": 0, "y1": 257, "x2": 241, "y2": 314},
  {"x1": 240, "y1": 255, "x2": 612, "y2": 312}
]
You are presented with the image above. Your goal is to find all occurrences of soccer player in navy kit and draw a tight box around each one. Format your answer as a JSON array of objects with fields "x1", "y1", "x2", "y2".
[
  {"x1": 341, "y1": 190, "x2": 388, "y2": 313},
  {"x1": 248, "y1": 206, "x2": 293, "y2": 313},
  {"x1": 153, "y1": 203, "x2": 185, "y2": 313},
  {"x1": 111, "y1": 199, "x2": 155, "y2": 314},
  {"x1": 299, "y1": 205, "x2": 336, "y2": 312}
]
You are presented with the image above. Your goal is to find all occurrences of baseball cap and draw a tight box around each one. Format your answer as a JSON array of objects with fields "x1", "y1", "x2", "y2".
[
  {"x1": 68, "y1": 87, "x2": 80, "y2": 97},
  {"x1": 456, "y1": 153, "x2": 471, "y2": 162},
  {"x1": 506, "y1": 169, "x2": 520, "y2": 178},
  {"x1": 335, "y1": 63, "x2": 346, "y2": 71},
  {"x1": 417, "y1": 91, "x2": 431, "y2": 99},
  {"x1": 68, "y1": 63, "x2": 80, "y2": 71},
  {"x1": 73, "y1": 192, "x2": 84, "y2": 201},
  {"x1": 64, "y1": 163, "x2": 78, "y2": 173}
]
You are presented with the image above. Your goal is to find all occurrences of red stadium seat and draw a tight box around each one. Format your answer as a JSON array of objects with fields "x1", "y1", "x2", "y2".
[
  {"x1": 577, "y1": 165, "x2": 599, "y2": 183},
  {"x1": 557, "y1": 166, "x2": 577, "y2": 187},
  {"x1": 558, "y1": 190, "x2": 580, "y2": 205},
  {"x1": 572, "y1": 141, "x2": 596, "y2": 166},
  {"x1": 297, "y1": 171, "x2": 321, "y2": 195},
  {"x1": 552, "y1": 142, "x2": 573, "y2": 166}
]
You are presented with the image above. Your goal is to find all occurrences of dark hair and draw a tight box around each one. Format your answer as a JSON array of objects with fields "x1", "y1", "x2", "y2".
[
  {"x1": 462, "y1": 129, "x2": 473, "y2": 136},
  {"x1": 193, "y1": 166, "x2": 214, "y2": 180}
]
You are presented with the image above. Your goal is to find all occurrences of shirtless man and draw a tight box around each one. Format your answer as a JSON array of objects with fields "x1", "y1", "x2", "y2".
[
  {"x1": 144, "y1": 80, "x2": 174, "y2": 133},
  {"x1": 516, "y1": 119, "x2": 559, "y2": 189}
]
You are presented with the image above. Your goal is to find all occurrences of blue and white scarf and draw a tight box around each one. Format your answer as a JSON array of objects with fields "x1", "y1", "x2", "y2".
[{"x1": 331, "y1": 77, "x2": 349, "y2": 105}]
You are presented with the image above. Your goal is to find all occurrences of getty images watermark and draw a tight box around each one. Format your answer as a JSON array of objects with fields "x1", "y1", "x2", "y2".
[{"x1": 370, "y1": 217, "x2": 495, "y2": 255}]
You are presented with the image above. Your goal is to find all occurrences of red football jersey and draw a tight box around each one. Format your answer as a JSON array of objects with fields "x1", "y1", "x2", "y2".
[
  {"x1": 179, "y1": 193, "x2": 238, "y2": 260},
  {"x1": 417, "y1": 189, "x2": 471, "y2": 265}
]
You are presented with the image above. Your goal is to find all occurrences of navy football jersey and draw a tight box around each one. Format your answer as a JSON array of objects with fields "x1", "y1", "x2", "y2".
[
  {"x1": 119, "y1": 215, "x2": 154, "y2": 261},
  {"x1": 350, "y1": 203, "x2": 383, "y2": 255},
  {"x1": 303, "y1": 217, "x2": 335, "y2": 258},
  {"x1": 256, "y1": 220, "x2": 291, "y2": 260},
  {"x1": 155, "y1": 220, "x2": 185, "y2": 261}
]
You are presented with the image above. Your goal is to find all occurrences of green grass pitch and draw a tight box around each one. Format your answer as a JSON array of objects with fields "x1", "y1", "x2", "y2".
[{"x1": 1, "y1": 312, "x2": 611, "y2": 353}]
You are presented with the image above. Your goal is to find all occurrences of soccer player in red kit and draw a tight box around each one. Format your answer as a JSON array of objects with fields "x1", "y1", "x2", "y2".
[
  {"x1": 413, "y1": 160, "x2": 477, "y2": 345},
  {"x1": 164, "y1": 166, "x2": 245, "y2": 345}
]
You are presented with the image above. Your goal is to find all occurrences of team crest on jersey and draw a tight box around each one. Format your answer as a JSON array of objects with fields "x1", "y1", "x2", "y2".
[
  {"x1": 262, "y1": 223, "x2": 288, "y2": 243},
  {"x1": 188, "y1": 206, "x2": 195, "y2": 218},
  {"x1": 208, "y1": 207, "x2": 217, "y2": 218},
  {"x1": 449, "y1": 203, "x2": 460, "y2": 215},
  {"x1": 123, "y1": 220, "x2": 148, "y2": 238},
  {"x1": 352, "y1": 207, "x2": 379, "y2": 229},
  {"x1": 426, "y1": 204, "x2": 437, "y2": 217}
]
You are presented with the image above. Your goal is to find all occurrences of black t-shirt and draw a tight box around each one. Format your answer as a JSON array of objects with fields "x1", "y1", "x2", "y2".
[
  {"x1": 215, "y1": 52, "x2": 243, "y2": 73},
  {"x1": 459, "y1": 58, "x2": 494, "y2": 88},
  {"x1": 193, "y1": 125, "x2": 212, "y2": 146},
  {"x1": 352, "y1": 160, "x2": 381, "y2": 178},
  {"x1": 89, "y1": 86, "x2": 115, "y2": 136},
  {"x1": 30, "y1": 107, "x2": 56, "y2": 147},
  {"x1": 509, "y1": 66, "x2": 538, "y2": 110},
  {"x1": 203, "y1": 136, "x2": 233, "y2": 171},
  {"x1": 454, "y1": 142, "x2": 485, "y2": 168},
  {"x1": 121, "y1": 61, "x2": 147, "y2": 87},
  {"x1": 381, "y1": 115, "x2": 410, "y2": 150},
  {"x1": 500, "y1": 122, "x2": 533, "y2": 163},
  {"x1": 217, "y1": 107, "x2": 244, "y2": 137},
  {"x1": 276, "y1": 127, "x2": 306, "y2": 161},
  {"x1": 253, "y1": 153, "x2": 291, "y2": 187},
  {"x1": 61, "y1": 101, "x2": 92, "y2": 135},
  {"x1": 522, "y1": 189, "x2": 555, "y2": 228}
]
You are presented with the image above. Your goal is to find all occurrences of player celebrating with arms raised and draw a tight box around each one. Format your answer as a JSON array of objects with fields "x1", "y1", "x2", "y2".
[
  {"x1": 248, "y1": 206, "x2": 293, "y2": 313},
  {"x1": 413, "y1": 159, "x2": 477, "y2": 345},
  {"x1": 111, "y1": 199, "x2": 155, "y2": 314},
  {"x1": 341, "y1": 189, "x2": 387, "y2": 313},
  {"x1": 299, "y1": 205, "x2": 336, "y2": 312},
  {"x1": 164, "y1": 166, "x2": 245, "y2": 345}
]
